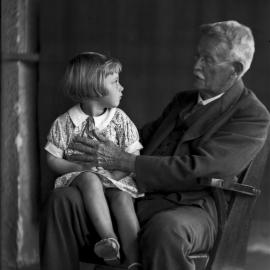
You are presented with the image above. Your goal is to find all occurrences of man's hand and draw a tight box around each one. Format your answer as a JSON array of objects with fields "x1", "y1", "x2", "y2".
[{"x1": 69, "y1": 130, "x2": 136, "y2": 172}]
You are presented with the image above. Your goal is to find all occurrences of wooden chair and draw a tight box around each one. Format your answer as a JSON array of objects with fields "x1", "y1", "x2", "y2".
[
  {"x1": 88, "y1": 130, "x2": 270, "y2": 270},
  {"x1": 192, "y1": 129, "x2": 270, "y2": 270}
]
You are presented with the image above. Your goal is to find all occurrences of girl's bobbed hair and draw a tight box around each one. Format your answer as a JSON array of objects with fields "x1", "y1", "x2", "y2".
[{"x1": 62, "y1": 52, "x2": 122, "y2": 102}]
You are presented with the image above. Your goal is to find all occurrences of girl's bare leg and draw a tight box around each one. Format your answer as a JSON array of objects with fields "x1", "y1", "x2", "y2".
[
  {"x1": 72, "y1": 172, "x2": 117, "y2": 240},
  {"x1": 72, "y1": 172, "x2": 120, "y2": 264},
  {"x1": 106, "y1": 189, "x2": 141, "y2": 268}
]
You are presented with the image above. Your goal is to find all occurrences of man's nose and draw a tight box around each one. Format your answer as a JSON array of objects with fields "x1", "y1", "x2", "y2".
[{"x1": 194, "y1": 57, "x2": 203, "y2": 70}]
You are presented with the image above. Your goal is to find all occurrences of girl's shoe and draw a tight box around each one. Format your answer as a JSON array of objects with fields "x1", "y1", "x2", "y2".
[{"x1": 94, "y1": 238, "x2": 120, "y2": 265}]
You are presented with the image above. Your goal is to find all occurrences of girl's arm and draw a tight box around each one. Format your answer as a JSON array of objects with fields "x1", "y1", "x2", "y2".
[{"x1": 46, "y1": 152, "x2": 92, "y2": 175}]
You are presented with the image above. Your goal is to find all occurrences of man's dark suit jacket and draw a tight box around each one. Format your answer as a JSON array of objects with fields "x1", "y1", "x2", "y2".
[{"x1": 135, "y1": 79, "x2": 270, "y2": 222}]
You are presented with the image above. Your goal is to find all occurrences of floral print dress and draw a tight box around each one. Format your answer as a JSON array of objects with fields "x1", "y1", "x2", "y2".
[{"x1": 45, "y1": 104, "x2": 144, "y2": 198}]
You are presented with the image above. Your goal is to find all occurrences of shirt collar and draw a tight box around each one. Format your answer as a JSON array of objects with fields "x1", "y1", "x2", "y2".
[
  {"x1": 198, "y1": 92, "x2": 224, "y2": 106},
  {"x1": 68, "y1": 104, "x2": 89, "y2": 127}
]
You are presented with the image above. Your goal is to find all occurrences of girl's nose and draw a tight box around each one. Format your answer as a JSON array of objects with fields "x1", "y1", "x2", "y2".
[{"x1": 119, "y1": 84, "x2": 124, "y2": 92}]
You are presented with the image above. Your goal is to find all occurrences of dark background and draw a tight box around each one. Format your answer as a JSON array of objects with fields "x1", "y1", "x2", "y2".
[
  {"x1": 39, "y1": 0, "x2": 270, "y2": 216},
  {"x1": 38, "y1": 1, "x2": 270, "y2": 267}
]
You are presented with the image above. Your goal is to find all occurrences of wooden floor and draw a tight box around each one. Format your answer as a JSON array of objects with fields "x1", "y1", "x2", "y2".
[
  {"x1": 81, "y1": 254, "x2": 270, "y2": 270},
  {"x1": 80, "y1": 263, "x2": 95, "y2": 270},
  {"x1": 81, "y1": 256, "x2": 270, "y2": 270}
]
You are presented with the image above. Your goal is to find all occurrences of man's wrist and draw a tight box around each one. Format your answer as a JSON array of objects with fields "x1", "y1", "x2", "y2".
[{"x1": 120, "y1": 151, "x2": 136, "y2": 172}]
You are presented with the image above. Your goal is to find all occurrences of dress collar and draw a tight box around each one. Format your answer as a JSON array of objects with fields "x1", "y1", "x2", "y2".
[
  {"x1": 68, "y1": 104, "x2": 116, "y2": 130},
  {"x1": 68, "y1": 104, "x2": 89, "y2": 127}
]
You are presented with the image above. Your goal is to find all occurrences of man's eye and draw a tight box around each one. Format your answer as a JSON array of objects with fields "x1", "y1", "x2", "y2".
[
  {"x1": 204, "y1": 56, "x2": 214, "y2": 65},
  {"x1": 194, "y1": 54, "x2": 200, "y2": 60}
]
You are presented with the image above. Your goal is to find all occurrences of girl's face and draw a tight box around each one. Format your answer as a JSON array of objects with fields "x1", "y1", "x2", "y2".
[{"x1": 100, "y1": 72, "x2": 124, "y2": 108}]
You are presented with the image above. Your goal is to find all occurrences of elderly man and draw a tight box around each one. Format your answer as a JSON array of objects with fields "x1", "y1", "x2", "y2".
[{"x1": 40, "y1": 21, "x2": 270, "y2": 270}]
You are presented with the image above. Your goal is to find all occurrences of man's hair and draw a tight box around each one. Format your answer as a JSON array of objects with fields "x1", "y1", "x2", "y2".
[
  {"x1": 200, "y1": 20, "x2": 255, "y2": 77},
  {"x1": 62, "y1": 52, "x2": 122, "y2": 102}
]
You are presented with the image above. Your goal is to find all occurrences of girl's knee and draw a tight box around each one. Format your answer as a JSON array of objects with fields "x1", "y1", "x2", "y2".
[
  {"x1": 73, "y1": 171, "x2": 102, "y2": 191},
  {"x1": 107, "y1": 190, "x2": 133, "y2": 206}
]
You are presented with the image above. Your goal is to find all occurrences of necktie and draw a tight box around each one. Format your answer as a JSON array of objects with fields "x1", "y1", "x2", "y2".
[{"x1": 183, "y1": 102, "x2": 204, "y2": 120}]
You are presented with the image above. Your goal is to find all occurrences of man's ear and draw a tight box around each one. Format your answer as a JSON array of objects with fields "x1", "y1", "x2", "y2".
[{"x1": 232, "y1": 61, "x2": 243, "y2": 76}]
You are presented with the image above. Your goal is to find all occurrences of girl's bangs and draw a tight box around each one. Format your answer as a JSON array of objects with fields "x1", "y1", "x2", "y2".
[{"x1": 104, "y1": 60, "x2": 122, "y2": 75}]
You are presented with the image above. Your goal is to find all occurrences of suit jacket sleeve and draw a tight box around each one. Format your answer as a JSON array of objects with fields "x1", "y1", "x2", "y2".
[{"x1": 135, "y1": 93, "x2": 270, "y2": 193}]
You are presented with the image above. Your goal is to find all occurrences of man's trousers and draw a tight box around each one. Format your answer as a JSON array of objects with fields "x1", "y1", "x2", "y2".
[{"x1": 40, "y1": 187, "x2": 217, "y2": 270}]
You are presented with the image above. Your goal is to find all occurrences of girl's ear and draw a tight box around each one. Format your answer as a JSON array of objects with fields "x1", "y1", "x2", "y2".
[{"x1": 232, "y1": 61, "x2": 243, "y2": 76}]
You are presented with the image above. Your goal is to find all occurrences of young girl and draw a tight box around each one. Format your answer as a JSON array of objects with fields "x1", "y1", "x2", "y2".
[{"x1": 44, "y1": 52, "x2": 143, "y2": 270}]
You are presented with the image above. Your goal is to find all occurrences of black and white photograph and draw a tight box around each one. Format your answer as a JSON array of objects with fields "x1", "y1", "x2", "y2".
[{"x1": 1, "y1": 1, "x2": 270, "y2": 269}]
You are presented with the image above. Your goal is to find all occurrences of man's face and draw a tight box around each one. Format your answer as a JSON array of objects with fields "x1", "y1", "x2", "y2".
[{"x1": 193, "y1": 36, "x2": 236, "y2": 99}]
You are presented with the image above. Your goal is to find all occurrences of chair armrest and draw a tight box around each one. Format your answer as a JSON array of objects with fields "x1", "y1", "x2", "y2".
[{"x1": 199, "y1": 178, "x2": 261, "y2": 196}]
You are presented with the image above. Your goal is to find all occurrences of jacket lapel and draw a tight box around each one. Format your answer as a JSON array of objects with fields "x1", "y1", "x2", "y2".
[
  {"x1": 142, "y1": 105, "x2": 179, "y2": 155},
  {"x1": 144, "y1": 79, "x2": 245, "y2": 155},
  {"x1": 180, "y1": 79, "x2": 245, "y2": 143},
  {"x1": 143, "y1": 92, "x2": 197, "y2": 155}
]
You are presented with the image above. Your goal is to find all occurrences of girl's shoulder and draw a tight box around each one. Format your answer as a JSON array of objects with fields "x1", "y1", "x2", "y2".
[
  {"x1": 112, "y1": 108, "x2": 134, "y2": 125},
  {"x1": 54, "y1": 111, "x2": 71, "y2": 125},
  {"x1": 47, "y1": 109, "x2": 73, "y2": 146},
  {"x1": 113, "y1": 107, "x2": 128, "y2": 116},
  {"x1": 110, "y1": 108, "x2": 140, "y2": 147},
  {"x1": 50, "y1": 108, "x2": 73, "y2": 132}
]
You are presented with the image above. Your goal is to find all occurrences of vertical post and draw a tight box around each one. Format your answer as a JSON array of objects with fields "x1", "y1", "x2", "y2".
[{"x1": 1, "y1": 0, "x2": 39, "y2": 269}]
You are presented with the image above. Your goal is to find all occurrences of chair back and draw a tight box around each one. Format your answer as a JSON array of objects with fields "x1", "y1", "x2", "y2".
[{"x1": 207, "y1": 130, "x2": 270, "y2": 270}]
